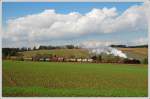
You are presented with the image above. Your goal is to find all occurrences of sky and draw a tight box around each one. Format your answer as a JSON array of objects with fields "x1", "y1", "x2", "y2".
[{"x1": 2, "y1": 2, "x2": 148, "y2": 48}]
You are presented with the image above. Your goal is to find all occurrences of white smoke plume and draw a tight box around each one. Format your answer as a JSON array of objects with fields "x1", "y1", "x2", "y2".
[{"x1": 79, "y1": 40, "x2": 127, "y2": 58}]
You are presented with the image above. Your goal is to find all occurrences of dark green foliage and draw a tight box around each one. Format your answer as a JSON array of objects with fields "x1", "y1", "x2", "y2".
[
  {"x1": 97, "y1": 55, "x2": 102, "y2": 62},
  {"x1": 38, "y1": 45, "x2": 63, "y2": 50},
  {"x1": 33, "y1": 46, "x2": 36, "y2": 50},
  {"x1": 142, "y1": 58, "x2": 148, "y2": 64},
  {"x1": 110, "y1": 44, "x2": 148, "y2": 48},
  {"x1": 2, "y1": 48, "x2": 19, "y2": 58},
  {"x1": 91, "y1": 55, "x2": 97, "y2": 61},
  {"x1": 110, "y1": 45, "x2": 127, "y2": 48},
  {"x1": 123, "y1": 58, "x2": 140, "y2": 64},
  {"x1": 65, "y1": 45, "x2": 75, "y2": 49}
]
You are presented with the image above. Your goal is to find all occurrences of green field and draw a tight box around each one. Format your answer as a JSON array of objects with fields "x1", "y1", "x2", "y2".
[
  {"x1": 20, "y1": 49, "x2": 90, "y2": 58},
  {"x1": 20, "y1": 48, "x2": 148, "y2": 60},
  {"x1": 3, "y1": 60, "x2": 148, "y2": 97}
]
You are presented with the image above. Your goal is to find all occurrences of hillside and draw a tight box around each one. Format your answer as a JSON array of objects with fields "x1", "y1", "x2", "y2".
[
  {"x1": 118, "y1": 48, "x2": 148, "y2": 60},
  {"x1": 20, "y1": 48, "x2": 148, "y2": 61},
  {"x1": 20, "y1": 49, "x2": 90, "y2": 58}
]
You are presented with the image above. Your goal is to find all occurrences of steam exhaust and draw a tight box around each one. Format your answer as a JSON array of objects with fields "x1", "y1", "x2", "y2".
[{"x1": 79, "y1": 41, "x2": 127, "y2": 58}]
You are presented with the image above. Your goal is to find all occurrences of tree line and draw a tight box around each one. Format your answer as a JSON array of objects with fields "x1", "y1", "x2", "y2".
[
  {"x1": 2, "y1": 45, "x2": 78, "y2": 58},
  {"x1": 110, "y1": 44, "x2": 148, "y2": 48}
]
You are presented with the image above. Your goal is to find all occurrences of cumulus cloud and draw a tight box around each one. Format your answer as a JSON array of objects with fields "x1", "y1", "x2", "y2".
[
  {"x1": 3, "y1": 4, "x2": 148, "y2": 47},
  {"x1": 79, "y1": 37, "x2": 148, "y2": 49},
  {"x1": 128, "y1": 37, "x2": 148, "y2": 46},
  {"x1": 78, "y1": 37, "x2": 148, "y2": 58},
  {"x1": 78, "y1": 40, "x2": 116, "y2": 48}
]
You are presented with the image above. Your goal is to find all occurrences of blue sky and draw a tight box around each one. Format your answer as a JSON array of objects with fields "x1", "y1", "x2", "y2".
[{"x1": 2, "y1": 2, "x2": 147, "y2": 47}]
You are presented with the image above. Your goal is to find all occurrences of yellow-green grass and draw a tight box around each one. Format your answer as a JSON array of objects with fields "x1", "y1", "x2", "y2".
[
  {"x1": 21, "y1": 48, "x2": 148, "y2": 60},
  {"x1": 20, "y1": 49, "x2": 89, "y2": 58},
  {"x1": 118, "y1": 48, "x2": 148, "y2": 60},
  {"x1": 3, "y1": 60, "x2": 148, "y2": 97}
]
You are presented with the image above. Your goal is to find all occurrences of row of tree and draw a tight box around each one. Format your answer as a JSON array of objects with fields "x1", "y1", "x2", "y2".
[
  {"x1": 38, "y1": 45, "x2": 79, "y2": 50},
  {"x1": 2, "y1": 48, "x2": 19, "y2": 57},
  {"x1": 110, "y1": 44, "x2": 148, "y2": 48},
  {"x1": 2, "y1": 45, "x2": 78, "y2": 58}
]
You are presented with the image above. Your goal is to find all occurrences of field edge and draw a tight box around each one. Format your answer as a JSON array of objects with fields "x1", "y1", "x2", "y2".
[{"x1": 3, "y1": 87, "x2": 148, "y2": 97}]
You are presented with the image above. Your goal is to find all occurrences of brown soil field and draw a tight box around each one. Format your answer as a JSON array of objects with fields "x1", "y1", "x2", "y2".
[{"x1": 118, "y1": 48, "x2": 148, "y2": 60}]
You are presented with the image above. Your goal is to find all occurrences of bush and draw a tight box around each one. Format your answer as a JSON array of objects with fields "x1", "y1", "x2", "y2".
[
  {"x1": 142, "y1": 58, "x2": 148, "y2": 64},
  {"x1": 123, "y1": 58, "x2": 140, "y2": 64}
]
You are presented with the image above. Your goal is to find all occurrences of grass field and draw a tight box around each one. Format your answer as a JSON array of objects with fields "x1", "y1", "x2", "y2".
[
  {"x1": 3, "y1": 60, "x2": 148, "y2": 97},
  {"x1": 20, "y1": 48, "x2": 148, "y2": 61},
  {"x1": 20, "y1": 49, "x2": 90, "y2": 58},
  {"x1": 118, "y1": 48, "x2": 148, "y2": 61}
]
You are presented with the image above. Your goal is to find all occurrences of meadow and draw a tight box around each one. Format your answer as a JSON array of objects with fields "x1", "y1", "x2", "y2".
[
  {"x1": 20, "y1": 48, "x2": 148, "y2": 61},
  {"x1": 3, "y1": 60, "x2": 148, "y2": 97},
  {"x1": 118, "y1": 48, "x2": 148, "y2": 61},
  {"x1": 20, "y1": 49, "x2": 90, "y2": 58}
]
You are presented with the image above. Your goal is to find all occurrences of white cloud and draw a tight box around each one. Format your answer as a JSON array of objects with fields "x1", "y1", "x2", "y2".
[
  {"x1": 129, "y1": 37, "x2": 148, "y2": 46},
  {"x1": 79, "y1": 37, "x2": 148, "y2": 49},
  {"x1": 78, "y1": 40, "x2": 116, "y2": 48},
  {"x1": 3, "y1": 4, "x2": 148, "y2": 47}
]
